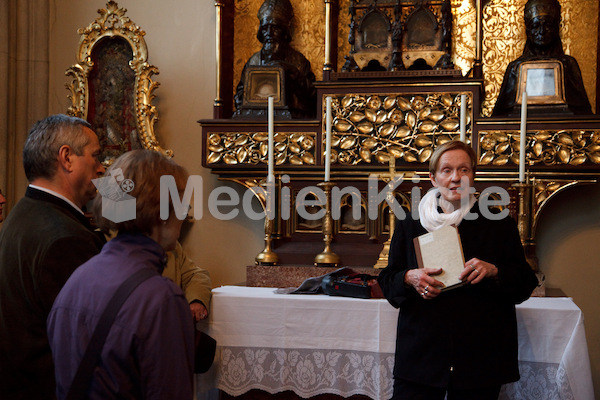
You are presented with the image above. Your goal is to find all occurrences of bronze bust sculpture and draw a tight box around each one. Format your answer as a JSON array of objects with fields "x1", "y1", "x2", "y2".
[
  {"x1": 233, "y1": 0, "x2": 316, "y2": 119},
  {"x1": 493, "y1": 0, "x2": 592, "y2": 116}
]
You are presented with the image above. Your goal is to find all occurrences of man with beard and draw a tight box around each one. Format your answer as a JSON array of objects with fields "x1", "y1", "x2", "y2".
[
  {"x1": 233, "y1": 0, "x2": 316, "y2": 119},
  {"x1": 493, "y1": 0, "x2": 591, "y2": 116}
]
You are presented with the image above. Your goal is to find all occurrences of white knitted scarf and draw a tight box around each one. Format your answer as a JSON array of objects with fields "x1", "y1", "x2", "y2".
[{"x1": 418, "y1": 188, "x2": 476, "y2": 233}]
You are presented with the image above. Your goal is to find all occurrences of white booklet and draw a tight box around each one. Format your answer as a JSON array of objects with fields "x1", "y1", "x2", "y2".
[{"x1": 413, "y1": 225, "x2": 467, "y2": 291}]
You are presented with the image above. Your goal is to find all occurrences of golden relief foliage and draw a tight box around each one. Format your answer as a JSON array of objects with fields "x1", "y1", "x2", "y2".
[
  {"x1": 479, "y1": 130, "x2": 600, "y2": 166},
  {"x1": 233, "y1": 0, "x2": 597, "y2": 115},
  {"x1": 322, "y1": 93, "x2": 470, "y2": 166},
  {"x1": 207, "y1": 132, "x2": 316, "y2": 165}
]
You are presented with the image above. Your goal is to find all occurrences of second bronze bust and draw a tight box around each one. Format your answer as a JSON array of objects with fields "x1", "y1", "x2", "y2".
[{"x1": 233, "y1": 0, "x2": 316, "y2": 120}]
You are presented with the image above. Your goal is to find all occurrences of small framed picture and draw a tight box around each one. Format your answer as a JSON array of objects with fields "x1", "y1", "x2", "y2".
[
  {"x1": 242, "y1": 66, "x2": 285, "y2": 107},
  {"x1": 517, "y1": 61, "x2": 566, "y2": 105}
]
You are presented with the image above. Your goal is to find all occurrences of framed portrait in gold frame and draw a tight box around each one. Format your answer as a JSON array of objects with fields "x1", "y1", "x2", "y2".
[
  {"x1": 517, "y1": 61, "x2": 566, "y2": 105},
  {"x1": 242, "y1": 66, "x2": 285, "y2": 108},
  {"x1": 65, "y1": 1, "x2": 172, "y2": 166}
]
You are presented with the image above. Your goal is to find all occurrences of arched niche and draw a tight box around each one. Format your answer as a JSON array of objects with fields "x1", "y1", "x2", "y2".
[{"x1": 65, "y1": 0, "x2": 171, "y2": 166}]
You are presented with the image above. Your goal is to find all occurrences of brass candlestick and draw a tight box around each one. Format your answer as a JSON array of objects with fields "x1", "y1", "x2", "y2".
[
  {"x1": 255, "y1": 180, "x2": 279, "y2": 265},
  {"x1": 314, "y1": 181, "x2": 340, "y2": 267},
  {"x1": 373, "y1": 216, "x2": 393, "y2": 268},
  {"x1": 513, "y1": 178, "x2": 538, "y2": 272}
]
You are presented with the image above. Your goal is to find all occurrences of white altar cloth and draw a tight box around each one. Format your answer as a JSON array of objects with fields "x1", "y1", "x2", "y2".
[{"x1": 197, "y1": 286, "x2": 594, "y2": 400}]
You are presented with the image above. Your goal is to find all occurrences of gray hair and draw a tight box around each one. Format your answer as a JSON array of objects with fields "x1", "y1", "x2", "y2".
[{"x1": 23, "y1": 114, "x2": 93, "y2": 181}]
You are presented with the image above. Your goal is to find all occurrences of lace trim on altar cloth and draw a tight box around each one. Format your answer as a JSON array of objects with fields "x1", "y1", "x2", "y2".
[
  {"x1": 215, "y1": 347, "x2": 395, "y2": 399},
  {"x1": 197, "y1": 347, "x2": 574, "y2": 400},
  {"x1": 500, "y1": 362, "x2": 573, "y2": 400}
]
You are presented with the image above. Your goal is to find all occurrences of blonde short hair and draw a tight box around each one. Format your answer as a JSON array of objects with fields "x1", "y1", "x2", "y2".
[
  {"x1": 428, "y1": 140, "x2": 477, "y2": 176},
  {"x1": 93, "y1": 149, "x2": 188, "y2": 235}
]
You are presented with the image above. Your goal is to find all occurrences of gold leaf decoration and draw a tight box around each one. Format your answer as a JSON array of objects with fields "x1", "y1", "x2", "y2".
[
  {"x1": 233, "y1": 1, "x2": 597, "y2": 120},
  {"x1": 360, "y1": 148, "x2": 372, "y2": 163},
  {"x1": 349, "y1": 111, "x2": 365, "y2": 123},
  {"x1": 362, "y1": 137, "x2": 378, "y2": 149},
  {"x1": 419, "y1": 147, "x2": 433, "y2": 163},
  {"x1": 206, "y1": 131, "x2": 316, "y2": 166},
  {"x1": 223, "y1": 154, "x2": 238, "y2": 164},
  {"x1": 383, "y1": 96, "x2": 397, "y2": 110},
  {"x1": 397, "y1": 96, "x2": 412, "y2": 111},
  {"x1": 321, "y1": 91, "x2": 472, "y2": 165},
  {"x1": 478, "y1": 129, "x2": 600, "y2": 166}
]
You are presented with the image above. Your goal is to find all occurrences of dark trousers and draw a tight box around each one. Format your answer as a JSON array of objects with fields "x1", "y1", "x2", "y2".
[{"x1": 392, "y1": 379, "x2": 501, "y2": 400}]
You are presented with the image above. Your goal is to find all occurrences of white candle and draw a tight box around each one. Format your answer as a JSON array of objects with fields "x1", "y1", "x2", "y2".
[
  {"x1": 459, "y1": 94, "x2": 466, "y2": 143},
  {"x1": 268, "y1": 96, "x2": 274, "y2": 183},
  {"x1": 325, "y1": 97, "x2": 332, "y2": 182},
  {"x1": 519, "y1": 91, "x2": 527, "y2": 182}
]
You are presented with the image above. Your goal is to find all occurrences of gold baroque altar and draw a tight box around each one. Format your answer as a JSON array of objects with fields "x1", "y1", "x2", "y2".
[
  {"x1": 204, "y1": 0, "x2": 600, "y2": 270},
  {"x1": 231, "y1": 0, "x2": 598, "y2": 117}
]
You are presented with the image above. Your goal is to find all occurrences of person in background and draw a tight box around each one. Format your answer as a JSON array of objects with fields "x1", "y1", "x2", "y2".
[
  {"x1": 0, "y1": 114, "x2": 105, "y2": 400},
  {"x1": 48, "y1": 149, "x2": 194, "y2": 400},
  {"x1": 163, "y1": 241, "x2": 212, "y2": 322},
  {"x1": 0, "y1": 188, "x2": 6, "y2": 223},
  {"x1": 377, "y1": 140, "x2": 538, "y2": 400}
]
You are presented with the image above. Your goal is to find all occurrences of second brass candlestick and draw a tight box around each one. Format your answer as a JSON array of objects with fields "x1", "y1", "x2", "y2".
[
  {"x1": 314, "y1": 181, "x2": 340, "y2": 267},
  {"x1": 255, "y1": 180, "x2": 279, "y2": 265},
  {"x1": 513, "y1": 179, "x2": 538, "y2": 272}
]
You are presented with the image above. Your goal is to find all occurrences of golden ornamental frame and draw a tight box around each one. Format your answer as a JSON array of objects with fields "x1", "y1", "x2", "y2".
[{"x1": 65, "y1": 0, "x2": 172, "y2": 164}]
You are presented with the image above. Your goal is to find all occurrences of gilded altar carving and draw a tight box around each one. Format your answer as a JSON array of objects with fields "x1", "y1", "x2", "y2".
[
  {"x1": 233, "y1": 0, "x2": 596, "y2": 117},
  {"x1": 65, "y1": 1, "x2": 171, "y2": 165},
  {"x1": 481, "y1": 0, "x2": 597, "y2": 116},
  {"x1": 321, "y1": 92, "x2": 470, "y2": 165},
  {"x1": 206, "y1": 132, "x2": 316, "y2": 165},
  {"x1": 478, "y1": 130, "x2": 600, "y2": 166}
]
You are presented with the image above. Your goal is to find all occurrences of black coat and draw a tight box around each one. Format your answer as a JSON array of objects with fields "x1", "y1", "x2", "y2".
[
  {"x1": 377, "y1": 202, "x2": 538, "y2": 389},
  {"x1": 0, "y1": 187, "x2": 104, "y2": 399}
]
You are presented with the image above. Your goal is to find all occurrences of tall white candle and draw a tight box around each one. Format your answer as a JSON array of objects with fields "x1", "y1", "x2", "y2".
[
  {"x1": 519, "y1": 91, "x2": 527, "y2": 182},
  {"x1": 459, "y1": 94, "x2": 466, "y2": 142},
  {"x1": 268, "y1": 96, "x2": 274, "y2": 183},
  {"x1": 325, "y1": 96, "x2": 332, "y2": 182}
]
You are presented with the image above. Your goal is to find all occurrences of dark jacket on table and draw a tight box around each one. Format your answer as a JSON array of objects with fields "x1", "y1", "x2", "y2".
[
  {"x1": 47, "y1": 234, "x2": 195, "y2": 400},
  {"x1": 0, "y1": 187, "x2": 104, "y2": 399},
  {"x1": 377, "y1": 201, "x2": 538, "y2": 389}
]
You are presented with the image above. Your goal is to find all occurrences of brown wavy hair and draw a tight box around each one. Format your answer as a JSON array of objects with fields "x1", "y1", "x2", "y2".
[{"x1": 93, "y1": 149, "x2": 188, "y2": 236}]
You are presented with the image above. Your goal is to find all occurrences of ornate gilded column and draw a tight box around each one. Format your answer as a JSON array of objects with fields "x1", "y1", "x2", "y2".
[
  {"x1": 513, "y1": 179, "x2": 537, "y2": 270},
  {"x1": 473, "y1": 0, "x2": 484, "y2": 79},
  {"x1": 324, "y1": 0, "x2": 332, "y2": 71},
  {"x1": 213, "y1": 0, "x2": 234, "y2": 118},
  {"x1": 214, "y1": 0, "x2": 224, "y2": 116},
  {"x1": 322, "y1": 0, "x2": 338, "y2": 79}
]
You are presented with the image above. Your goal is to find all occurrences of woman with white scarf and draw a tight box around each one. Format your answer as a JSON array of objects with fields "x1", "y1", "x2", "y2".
[{"x1": 378, "y1": 140, "x2": 538, "y2": 400}]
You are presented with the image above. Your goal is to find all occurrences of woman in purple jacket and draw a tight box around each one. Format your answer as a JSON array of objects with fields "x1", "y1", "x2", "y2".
[{"x1": 48, "y1": 149, "x2": 195, "y2": 400}]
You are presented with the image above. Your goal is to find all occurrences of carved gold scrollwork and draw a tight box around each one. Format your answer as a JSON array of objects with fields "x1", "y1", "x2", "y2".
[
  {"x1": 323, "y1": 93, "x2": 470, "y2": 165},
  {"x1": 533, "y1": 180, "x2": 566, "y2": 210},
  {"x1": 479, "y1": 130, "x2": 600, "y2": 166},
  {"x1": 231, "y1": 178, "x2": 269, "y2": 209},
  {"x1": 206, "y1": 132, "x2": 317, "y2": 165},
  {"x1": 530, "y1": 180, "x2": 594, "y2": 239},
  {"x1": 65, "y1": 0, "x2": 171, "y2": 164}
]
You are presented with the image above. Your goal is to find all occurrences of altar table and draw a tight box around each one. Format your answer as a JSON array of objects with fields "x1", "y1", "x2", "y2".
[{"x1": 196, "y1": 286, "x2": 594, "y2": 400}]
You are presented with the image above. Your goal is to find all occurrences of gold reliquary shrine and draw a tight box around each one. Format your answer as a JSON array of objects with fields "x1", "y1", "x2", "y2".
[{"x1": 203, "y1": 0, "x2": 600, "y2": 270}]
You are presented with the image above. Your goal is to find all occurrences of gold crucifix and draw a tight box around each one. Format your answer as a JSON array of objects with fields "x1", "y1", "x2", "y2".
[{"x1": 374, "y1": 156, "x2": 403, "y2": 268}]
